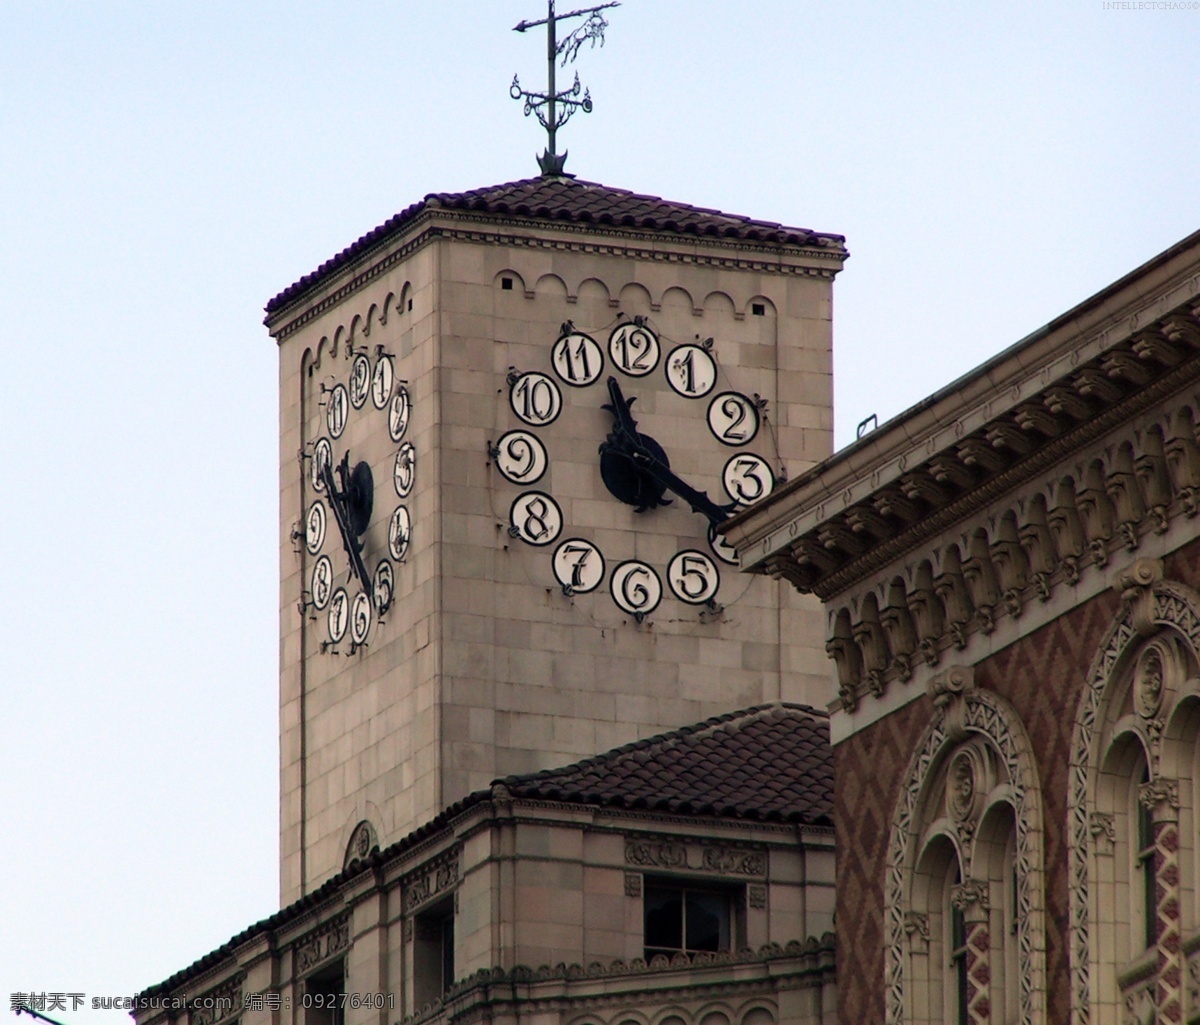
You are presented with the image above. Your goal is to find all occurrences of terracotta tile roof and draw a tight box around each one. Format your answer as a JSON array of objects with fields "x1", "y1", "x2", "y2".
[
  {"x1": 137, "y1": 704, "x2": 830, "y2": 999},
  {"x1": 498, "y1": 702, "x2": 833, "y2": 826},
  {"x1": 264, "y1": 177, "x2": 845, "y2": 317}
]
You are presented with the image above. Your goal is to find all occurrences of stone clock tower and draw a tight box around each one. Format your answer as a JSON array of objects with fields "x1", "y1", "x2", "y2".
[{"x1": 264, "y1": 176, "x2": 846, "y2": 903}]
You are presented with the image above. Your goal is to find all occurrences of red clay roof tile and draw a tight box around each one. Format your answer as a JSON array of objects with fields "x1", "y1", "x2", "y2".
[{"x1": 265, "y1": 177, "x2": 844, "y2": 317}]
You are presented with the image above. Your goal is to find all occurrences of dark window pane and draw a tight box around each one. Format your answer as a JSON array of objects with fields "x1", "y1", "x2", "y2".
[
  {"x1": 644, "y1": 886, "x2": 683, "y2": 952},
  {"x1": 685, "y1": 891, "x2": 727, "y2": 951}
]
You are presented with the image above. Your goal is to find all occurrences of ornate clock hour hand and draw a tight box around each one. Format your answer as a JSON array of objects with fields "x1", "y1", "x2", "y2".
[
  {"x1": 320, "y1": 454, "x2": 373, "y2": 594},
  {"x1": 598, "y1": 376, "x2": 734, "y2": 526},
  {"x1": 600, "y1": 377, "x2": 671, "y2": 512}
]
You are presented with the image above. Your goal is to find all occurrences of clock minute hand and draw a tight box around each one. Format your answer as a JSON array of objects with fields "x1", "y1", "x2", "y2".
[{"x1": 320, "y1": 458, "x2": 373, "y2": 593}]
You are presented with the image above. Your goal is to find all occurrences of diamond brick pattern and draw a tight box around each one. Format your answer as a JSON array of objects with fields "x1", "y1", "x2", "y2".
[
  {"x1": 265, "y1": 176, "x2": 845, "y2": 315},
  {"x1": 498, "y1": 703, "x2": 833, "y2": 825},
  {"x1": 835, "y1": 587, "x2": 1121, "y2": 1025}
]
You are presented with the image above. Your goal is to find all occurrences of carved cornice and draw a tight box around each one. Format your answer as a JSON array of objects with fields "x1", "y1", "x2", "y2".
[
  {"x1": 784, "y1": 341, "x2": 1200, "y2": 601},
  {"x1": 268, "y1": 209, "x2": 843, "y2": 341},
  {"x1": 826, "y1": 390, "x2": 1200, "y2": 711}
]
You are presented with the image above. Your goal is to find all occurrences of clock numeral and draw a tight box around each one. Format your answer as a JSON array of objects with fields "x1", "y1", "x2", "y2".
[
  {"x1": 510, "y1": 372, "x2": 562, "y2": 426},
  {"x1": 305, "y1": 501, "x2": 327, "y2": 555},
  {"x1": 494, "y1": 430, "x2": 548, "y2": 485},
  {"x1": 394, "y1": 442, "x2": 416, "y2": 497},
  {"x1": 708, "y1": 524, "x2": 740, "y2": 566},
  {"x1": 326, "y1": 384, "x2": 349, "y2": 439},
  {"x1": 311, "y1": 555, "x2": 334, "y2": 610},
  {"x1": 509, "y1": 492, "x2": 563, "y2": 547},
  {"x1": 389, "y1": 506, "x2": 412, "y2": 562},
  {"x1": 373, "y1": 560, "x2": 395, "y2": 615},
  {"x1": 707, "y1": 391, "x2": 759, "y2": 446},
  {"x1": 350, "y1": 354, "x2": 370, "y2": 409},
  {"x1": 311, "y1": 437, "x2": 332, "y2": 492},
  {"x1": 667, "y1": 550, "x2": 720, "y2": 605},
  {"x1": 389, "y1": 386, "x2": 411, "y2": 442},
  {"x1": 551, "y1": 332, "x2": 604, "y2": 386},
  {"x1": 552, "y1": 538, "x2": 605, "y2": 594},
  {"x1": 328, "y1": 588, "x2": 349, "y2": 643},
  {"x1": 372, "y1": 356, "x2": 394, "y2": 410},
  {"x1": 666, "y1": 344, "x2": 718, "y2": 398},
  {"x1": 610, "y1": 560, "x2": 662, "y2": 617},
  {"x1": 608, "y1": 323, "x2": 660, "y2": 377},
  {"x1": 350, "y1": 591, "x2": 372, "y2": 645},
  {"x1": 723, "y1": 453, "x2": 775, "y2": 505}
]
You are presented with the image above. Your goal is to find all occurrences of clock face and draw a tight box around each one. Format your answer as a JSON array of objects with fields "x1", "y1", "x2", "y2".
[
  {"x1": 303, "y1": 349, "x2": 414, "y2": 650},
  {"x1": 493, "y1": 320, "x2": 780, "y2": 621}
]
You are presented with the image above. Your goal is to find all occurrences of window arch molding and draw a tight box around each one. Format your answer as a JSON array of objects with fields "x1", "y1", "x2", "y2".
[
  {"x1": 1068, "y1": 560, "x2": 1200, "y2": 1024},
  {"x1": 885, "y1": 665, "x2": 1047, "y2": 1025}
]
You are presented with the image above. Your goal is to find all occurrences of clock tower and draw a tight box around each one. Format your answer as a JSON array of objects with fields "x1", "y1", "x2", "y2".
[{"x1": 265, "y1": 176, "x2": 846, "y2": 903}]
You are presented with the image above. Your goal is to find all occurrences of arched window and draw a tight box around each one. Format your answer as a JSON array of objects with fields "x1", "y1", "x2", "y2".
[
  {"x1": 887, "y1": 669, "x2": 1046, "y2": 1025},
  {"x1": 1070, "y1": 566, "x2": 1200, "y2": 1025}
]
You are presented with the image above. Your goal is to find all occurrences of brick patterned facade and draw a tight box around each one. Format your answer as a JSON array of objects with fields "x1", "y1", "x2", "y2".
[
  {"x1": 833, "y1": 534, "x2": 1200, "y2": 1025},
  {"x1": 835, "y1": 586, "x2": 1122, "y2": 1023}
]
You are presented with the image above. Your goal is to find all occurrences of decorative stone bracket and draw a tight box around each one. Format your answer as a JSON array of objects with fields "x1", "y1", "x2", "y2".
[{"x1": 928, "y1": 665, "x2": 976, "y2": 742}]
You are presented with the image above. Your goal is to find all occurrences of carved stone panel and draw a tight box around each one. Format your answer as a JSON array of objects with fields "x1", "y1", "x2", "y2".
[
  {"x1": 623, "y1": 837, "x2": 767, "y2": 878},
  {"x1": 294, "y1": 917, "x2": 350, "y2": 975},
  {"x1": 402, "y1": 850, "x2": 460, "y2": 913}
]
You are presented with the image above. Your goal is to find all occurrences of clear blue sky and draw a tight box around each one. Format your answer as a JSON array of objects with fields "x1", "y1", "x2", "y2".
[{"x1": 2, "y1": 0, "x2": 1198, "y2": 1016}]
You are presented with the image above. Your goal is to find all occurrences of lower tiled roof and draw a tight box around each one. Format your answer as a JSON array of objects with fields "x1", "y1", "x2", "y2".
[
  {"x1": 264, "y1": 176, "x2": 845, "y2": 317},
  {"x1": 137, "y1": 703, "x2": 830, "y2": 1000},
  {"x1": 498, "y1": 702, "x2": 833, "y2": 825}
]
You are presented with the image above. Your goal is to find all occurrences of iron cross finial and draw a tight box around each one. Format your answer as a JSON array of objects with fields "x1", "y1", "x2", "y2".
[{"x1": 510, "y1": 1, "x2": 619, "y2": 176}]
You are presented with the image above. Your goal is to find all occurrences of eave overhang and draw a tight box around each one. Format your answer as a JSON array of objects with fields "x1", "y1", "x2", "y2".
[{"x1": 724, "y1": 229, "x2": 1200, "y2": 600}]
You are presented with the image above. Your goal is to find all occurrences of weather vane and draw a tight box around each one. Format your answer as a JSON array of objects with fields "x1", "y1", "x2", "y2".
[{"x1": 510, "y1": 1, "x2": 619, "y2": 177}]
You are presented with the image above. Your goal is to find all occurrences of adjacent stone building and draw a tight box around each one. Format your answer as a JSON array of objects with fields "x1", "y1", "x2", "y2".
[
  {"x1": 134, "y1": 706, "x2": 836, "y2": 1025},
  {"x1": 727, "y1": 231, "x2": 1200, "y2": 1024}
]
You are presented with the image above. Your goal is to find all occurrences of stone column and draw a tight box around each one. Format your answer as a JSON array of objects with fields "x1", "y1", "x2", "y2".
[
  {"x1": 952, "y1": 880, "x2": 991, "y2": 1025},
  {"x1": 1140, "y1": 776, "x2": 1182, "y2": 1024}
]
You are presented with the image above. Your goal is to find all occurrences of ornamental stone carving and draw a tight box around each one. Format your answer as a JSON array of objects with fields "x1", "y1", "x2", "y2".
[
  {"x1": 343, "y1": 819, "x2": 379, "y2": 870},
  {"x1": 1114, "y1": 558, "x2": 1164, "y2": 637},
  {"x1": 818, "y1": 387, "x2": 1200, "y2": 710},
  {"x1": 1089, "y1": 812, "x2": 1116, "y2": 855},
  {"x1": 1133, "y1": 645, "x2": 1165, "y2": 720},
  {"x1": 294, "y1": 917, "x2": 350, "y2": 974},
  {"x1": 624, "y1": 840, "x2": 687, "y2": 870},
  {"x1": 624, "y1": 838, "x2": 766, "y2": 877},
  {"x1": 903, "y1": 911, "x2": 930, "y2": 951},
  {"x1": 190, "y1": 976, "x2": 243, "y2": 1025},
  {"x1": 1137, "y1": 776, "x2": 1180, "y2": 816},
  {"x1": 402, "y1": 850, "x2": 460, "y2": 912},
  {"x1": 928, "y1": 665, "x2": 975, "y2": 743},
  {"x1": 946, "y1": 746, "x2": 987, "y2": 831}
]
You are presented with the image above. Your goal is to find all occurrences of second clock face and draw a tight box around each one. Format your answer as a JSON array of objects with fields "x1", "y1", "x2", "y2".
[
  {"x1": 303, "y1": 349, "x2": 415, "y2": 650},
  {"x1": 494, "y1": 320, "x2": 779, "y2": 620}
]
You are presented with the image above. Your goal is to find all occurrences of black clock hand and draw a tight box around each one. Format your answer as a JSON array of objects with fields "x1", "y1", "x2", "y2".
[
  {"x1": 320, "y1": 456, "x2": 373, "y2": 594},
  {"x1": 626, "y1": 439, "x2": 734, "y2": 528},
  {"x1": 599, "y1": 376, "x2": 733, "y2": 526}
]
